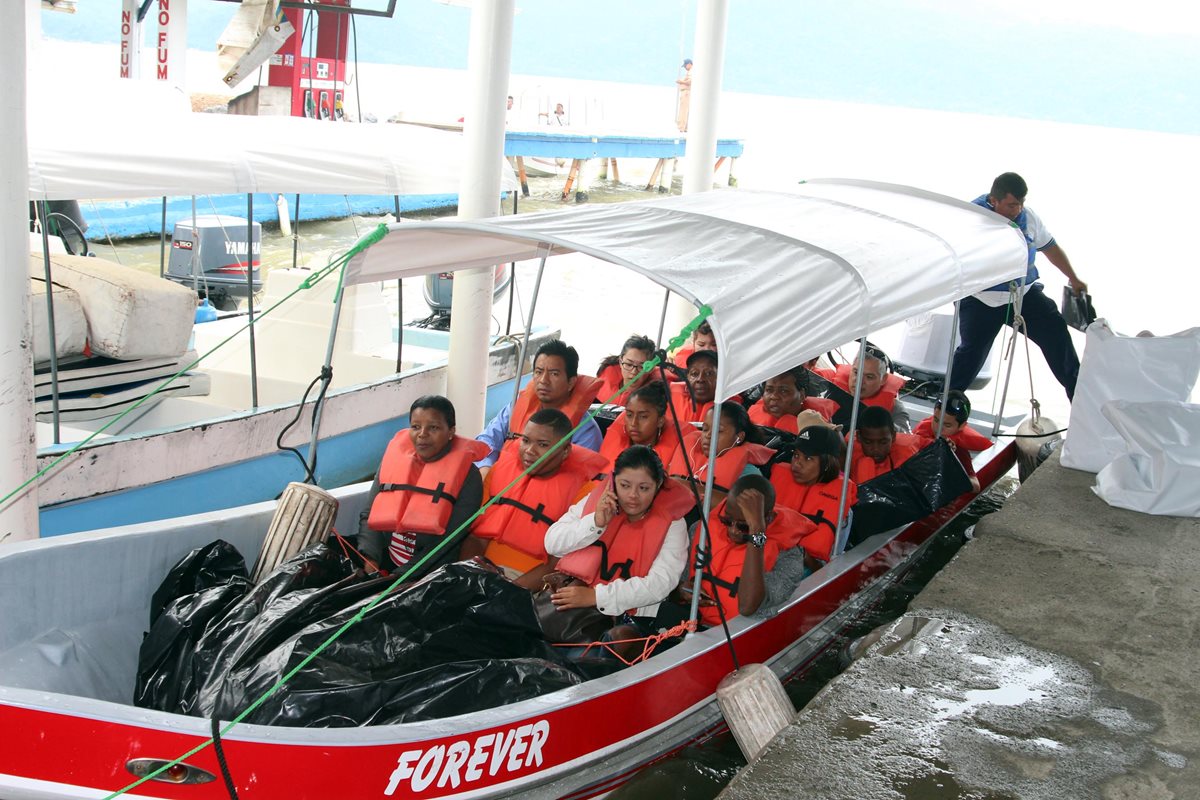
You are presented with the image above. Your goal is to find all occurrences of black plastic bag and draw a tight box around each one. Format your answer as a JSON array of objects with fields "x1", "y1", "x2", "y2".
[
  {"x1": 148, "y1": 540, "x2": 247, "y2": 626},
  {"x1": 1061, "y1": 286, "x2": 1097, "y2": 332},
  {"x1": 206, "y1": 560, "x2": 582, "y2": 726},
  {"x1": 810, "y1": 372, "x2": 866, "y2": 431},
  {"x1": 847, "y1": 438, "x2": 973, "y2": 547}
]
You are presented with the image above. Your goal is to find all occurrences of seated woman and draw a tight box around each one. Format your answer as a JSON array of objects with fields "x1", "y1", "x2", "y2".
[
  {"x1": 544, "y1": 446, "x2": 695, "y2": 626},
  {"x1": 769, "y1": 424, "x2": 856, "y2": 566},
  {"x1": 671, "y1": 321, "x2": 716, "y2": 370},
  {"x1": 359, "y1": 395, "x2": 490, "y2": 578},
  {"x1": 594, "y1": 334, "x2": 659, "y2": 406},
  {"x1": 460, "y1": 409, "x2": 608, "y2": 589},
  {"x1": 668, "y1": 349, "x2": 718, "y2": 426},
  {"x1": 678, "y1": 475, "x2": 814, "y2": 627},
  {"x1": 748, "y1": 366, "x2": 839, "y2": 432},
  {"x1": 669, "y1": 401, "x2": 775, "y2": 504},
  {"x1": 599, "y1": 381, "x2": 682, "y2": 473}
]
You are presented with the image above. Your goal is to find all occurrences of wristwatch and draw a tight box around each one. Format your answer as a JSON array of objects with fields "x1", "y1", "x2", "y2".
[{"x1": 749, "y1": 531, "x2": 767, "y2": 548}]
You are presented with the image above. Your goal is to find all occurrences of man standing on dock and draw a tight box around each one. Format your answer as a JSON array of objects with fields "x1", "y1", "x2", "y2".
[
  {"x1": 676, "y1": 58, "x2": 693, "y2": 132},
  {"x1": 950, "y1": 172, "x2": 1088, "y2": 400}
]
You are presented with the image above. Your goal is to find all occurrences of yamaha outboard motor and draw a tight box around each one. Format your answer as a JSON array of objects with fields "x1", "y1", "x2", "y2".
[{"x1": 166, "y1": 215, "x2": 262, "y2": 309}]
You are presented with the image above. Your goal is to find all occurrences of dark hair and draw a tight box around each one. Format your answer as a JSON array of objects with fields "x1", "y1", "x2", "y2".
[
  {"x1": 935, "y1": 390, "x2": 972, "y2": 424},
  {"x1": 682, "y1": 58, "x2": 693, "y2": 67},
  {"x1": 535, "y1": 339, "x2": 579, "y2": 378},
  {"x1": 410, "y1": 395, "x2": 456, "y2": 427},
  {"x1": 857, "y1": 405, "x2": 895, "y2": 432},
  {"x1": 598, "y1": 334, "x2": 656, "y2": 372},
  {"x1": 772, "y1": 366, "x2": 811, "y2": 395},
  {"x1": 990, "y1": 172, "x2": 1028, "y2": 202},
  {"x1": 729, "y1": 473, "x2": 775, "y2": 512},
  {"x1": 528, "y1": 407, "x2": 572, "y2": 440},
  {"x1": 613, "y1": 444, "x2": 666, "y2": 485},
  {"x1": 695, "y1": 321, "x2": 712, "y2": 337},
  {"x1": 716, "y1": 401, "x2": 765, "y2": 445},
  {"x1": 629, "y1": 380, "x2": 668, "y2": 415}
]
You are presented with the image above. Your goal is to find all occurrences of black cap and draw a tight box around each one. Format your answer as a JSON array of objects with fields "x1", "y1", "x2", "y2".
[
  {"x1": 685, "y1": 349, "x2": 718, "y2": 368},
  {"x1": 794, "y1": 425, "x2": 840, "y2": 457}
]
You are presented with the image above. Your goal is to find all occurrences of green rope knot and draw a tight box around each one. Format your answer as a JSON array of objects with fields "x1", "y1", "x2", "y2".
[{"x1": 665, "y1": 305, "x2": 713, "y2": 353}]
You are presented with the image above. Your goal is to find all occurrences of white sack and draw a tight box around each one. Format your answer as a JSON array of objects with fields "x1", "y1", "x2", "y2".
[
  {"x1": 1060, "y1": 321, "x2": 1200, "y2": 473},
  {"x1": 1094, "y1": 400, "x2": 1200, "y2": 517},
  {"x1": 30, "y1": 278, "x2": 87, "y2": 363}
]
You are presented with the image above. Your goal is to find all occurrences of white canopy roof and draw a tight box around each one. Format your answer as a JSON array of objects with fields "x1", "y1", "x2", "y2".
[
  {"x1": 28, "y1": 108, "x2": 517, "y2": 201},
  {"x1": 345, "y1": 180, "x2": 1029, "y2": 401}
]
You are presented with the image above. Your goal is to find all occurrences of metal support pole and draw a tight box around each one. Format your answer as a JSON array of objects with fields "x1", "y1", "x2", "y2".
[
  {"x1": 656, "y1": 288, "x2": 671, "y2": 347},
  {"x1": 38, "y1": 203, "x2": 61, "y2": 445},
  {"x1": 991, "y1": 284, "x2": 1028, "y2": 437},
  {"x1": 158, "y1": 197, "x2": 167, "y2": 277},
  {"x1": 935, "y1": 300, "x2": 960, "y2": 439},
  {"x1": 688, "y1": 367, "x2": 724, "y2": 627},
  {"x1": 305, "y1": 279, "x2": 349, "y2": 480},
  {"x1": 396, "y1": 279, "x2": 404, "y2": 373},
  {"x1": 290, "y1": 193, "x2": 301, "y2": 271},
  {"x1": 246, "y1": 194, "x2": 258, "y2": 409},
  {"x1": 834, "y1": 337, "x2": 869, "y2": 536},
  {"x1": 505, "y1": 190, "x2": 518, "y2": 334},
  {"x1": 509, "y1": 251, "x2": 549, "y2": 410}
]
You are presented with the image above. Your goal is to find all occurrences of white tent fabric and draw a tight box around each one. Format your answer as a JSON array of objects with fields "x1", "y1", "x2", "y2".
[
  {"x1": 344, "y1": 180, "x2": 1029, "y2": 400},
  {"x1": 28, "y1": 110, "x2": 517, "y2": 201}
]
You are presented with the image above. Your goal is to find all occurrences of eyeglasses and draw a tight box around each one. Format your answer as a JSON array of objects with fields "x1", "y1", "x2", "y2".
[
  {"x1": 619, "y1": 358, "x2": 646, "y2": 371},
  {"x1": 717, "y1": 514, "x2": 751, "y2": 534}
]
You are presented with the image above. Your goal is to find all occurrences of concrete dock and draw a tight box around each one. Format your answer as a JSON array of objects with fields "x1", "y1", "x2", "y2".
[{"x1": 720, "y1": 452, "x2": 1200, "y2": 799}]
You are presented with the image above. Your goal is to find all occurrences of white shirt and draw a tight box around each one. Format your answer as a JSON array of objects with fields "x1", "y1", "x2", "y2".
[
  {"x1": 544, "y1": 497, "x2": 689, "y2": 617},
  {"x1": 974, "y1": 205, "x2": 1055, "y2": 307}
]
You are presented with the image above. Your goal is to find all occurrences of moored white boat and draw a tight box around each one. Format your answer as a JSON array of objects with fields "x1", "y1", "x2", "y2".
[{"x1": 0, "y1": 182, "x2": 1028, "y2": 798}]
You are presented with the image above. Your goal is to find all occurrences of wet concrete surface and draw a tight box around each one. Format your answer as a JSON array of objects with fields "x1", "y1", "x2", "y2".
[{"x1": 720, "y1": 452, "x2": 1199, "y2": 799}]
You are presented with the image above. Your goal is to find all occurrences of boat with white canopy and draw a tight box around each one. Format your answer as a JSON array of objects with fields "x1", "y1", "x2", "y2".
[{"x1": 0, "y1": 180, "x2": 1028, "y2": 799}]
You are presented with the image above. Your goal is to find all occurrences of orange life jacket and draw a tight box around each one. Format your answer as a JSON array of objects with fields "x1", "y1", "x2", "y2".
[
  {"x1": 473, "y1": 444, "x2": 609, "y2": 563},
  {"x1": 848, "y1": 433, "x2": 922, "y2": 484},
  {"x1": 594, "y1": 363, "x2": 659, "y2": 407},
  {"x1": 599, "y1": 413, "x2": 682, "y2": 474},
  {"x1": 556, "y1": 480, "x2": 694, "y2": 592},
  {"x1": 769, "y1": 470, "x2": 857, "y2": 562},
  {"x1": 830, "y1": 363, "x2": 906, "y2": 411},
  {"x1": 912, "y1": 417, "x2": 993, "y2": 452},
  {"x1": 366, "y1": 434, "x2": 490, "y2": 535},
  {"x1": 667, "y1": 382, "x2": 712, "y2": 426},
  {"x1": 669, "y1": 430, "x2": 774, "y2": 495},
  {"x1": 672, "y1": 347, "x2": 694, "y2": 370},
  {"x1": 748, "y1": 396, "x2": 838, "y2": 432}
]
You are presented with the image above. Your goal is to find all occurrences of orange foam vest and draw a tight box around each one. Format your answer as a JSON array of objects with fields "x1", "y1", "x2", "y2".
[
  {"x1": 473, "y1": 444, "x2": 609, "y2": 561},
  {"x1": 598, "y1": 413, "x2": 682, "y2": 474},
  {"x1": 687, "y1": 500, "x2": 783, "y2": 627},
  {"x1": 667, "y1": 382, "x2": 712, "y2": 426},
  {"x1": 769, "y1": 470, "x2": 857, "y2": 562},
  {"x1": 830, "y1": 363, "x2": 906, "y2": 411},
  {"x1": 748, "y1": 396, "x2": 838, "y2": 432},
  {"x1": 556, "y1": 480, "x2": 694, "y2": 590},
  {"x1": 366, "y1": 434, "x2": 490, "y2": 535},
  {"x1": 848, "y1": 433, "x2": 922, "y2": 484},
  {"x1": 669, "y1": 430, "x2": 775, "y2": 495},
  {"x1": 912, "y1": 417, "x2": 993, "y2": 452}
]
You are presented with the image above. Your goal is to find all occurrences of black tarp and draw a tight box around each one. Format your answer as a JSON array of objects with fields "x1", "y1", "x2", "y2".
[
  {"x1": 847, "y1": 438, "x2": 974, "y2": 547},
  {"x1": 136, "y1": 547, "x2": 584, "y2": 726}
]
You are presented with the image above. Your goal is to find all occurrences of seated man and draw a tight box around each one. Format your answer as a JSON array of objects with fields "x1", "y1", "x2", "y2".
[
  {"x1": 678, "y1": 475, "x2": 811, "y2": 627},
  {"x1": 359, "y1": 395, "x2": 489, "y2": 578},
  {"x1": 914, "y1": 391, "x2": 983, "y2": 492},
  {"x1": 476, "y1": 339, "x2": 603, "y2": 472},
  {"x1": 748, "y1": 366, "x2": 839, "y2": 432},
  {"x1": 668, "y1": 349, "x2": 718, "y2": 425},
  {"x1": 849, "y1": 406, "x2": 922, "y2": 484},
  {"x1": 671, "y1": 321, "x2": 716, "y2": 370},
  {"x1": 820, "y1": 345, "x2": 911, "y2": 432},
  {"x1": 461, "y1": 409, "x2": 608, "y2": 589}
]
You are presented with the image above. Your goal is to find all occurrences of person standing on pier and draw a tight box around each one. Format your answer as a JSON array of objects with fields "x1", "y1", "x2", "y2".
[
  {"x1": 950, "y1": 172, "x2": 1088, "y2": 400},
  {"x1": 675, "y1": 58, "x2": 693, "y2": 132}
]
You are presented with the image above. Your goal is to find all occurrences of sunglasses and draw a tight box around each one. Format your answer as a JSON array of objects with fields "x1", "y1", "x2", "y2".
[{"x1": 717, "y1": 514, "x2": 752, "y2": 534}]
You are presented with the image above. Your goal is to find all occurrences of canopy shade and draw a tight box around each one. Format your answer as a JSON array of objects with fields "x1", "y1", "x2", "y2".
[
  {"x1": 345, "y1": 180, "x2": 1029, "y2": 401},
  {"x1": 28, "y1": 112, "x2": 518, "y2": 201}
]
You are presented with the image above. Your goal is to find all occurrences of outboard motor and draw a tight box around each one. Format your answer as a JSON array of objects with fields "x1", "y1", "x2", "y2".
[
  {"x1": 421, "y1": 262, "x2": 513, "y2": 314},
  {"x1": 166, "y1": 215, "x2": 262, "y2": 309}
]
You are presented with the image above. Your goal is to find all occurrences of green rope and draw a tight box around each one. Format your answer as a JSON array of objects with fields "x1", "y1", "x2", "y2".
[
  {"x1": 0, "y1": 244, "x2": 364, "y2": 514},
  {"x1": 101, "y1": 305, "x2": 712, "y2": 799}
]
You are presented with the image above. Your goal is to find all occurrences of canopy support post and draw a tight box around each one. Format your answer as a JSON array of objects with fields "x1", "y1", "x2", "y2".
[
  {"x1": 291, "y1": 193, "x2": 301, "y2": 271},
  {"x1": 305, "y1": 276, "x2": 349, "y2": 482},
  {"x1": 510, "y1": 249, "x2": 549, "y2": 411},
  {"x1": 158, "y1": 197, "x2": 167, "y2": 277},
  {"x1": 246, "y1": 193, "x2": 259, "y2": 410},
  {"x1": 936, "y1": 301, "x2": 960, "y2": 439},
  {"x1": 38, "y1": 202, "x2": 61, "y2": 445},
  {"x1": 991, "y1": 284, "x2": 1028, "y2": 437},
  {"x1": 656, "y1": 288, "x2": 671, "y2": 348},
  {"x1": 834, "y1": 337, "x2": 869, "y2": 538}
]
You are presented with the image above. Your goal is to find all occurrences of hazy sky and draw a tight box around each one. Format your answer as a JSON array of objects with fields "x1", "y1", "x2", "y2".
[{"x1": 41, "y1": 0, "x2": 1200, "y2": 134}]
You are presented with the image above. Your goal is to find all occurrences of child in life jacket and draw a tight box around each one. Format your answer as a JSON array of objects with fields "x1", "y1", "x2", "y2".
[
  {"x1": 359, "y1": 395, "x2": 487, "y2": 579},
  {"x1": 669, "y1": 401, "x2": 775, "y2": 506},
  {"x1": 916, "y1": 390, "x2": 983, "y2": 492},
  {"x1": 594, "y1": 334, "x2": 660, "y2": 406},
  {"x1": 599, "y1": 381, "x2": 681, "y2": 474},
  {"x1": 770, "y1": 424, "x2": 856, "y2": 568},
  {"x1": 848, "y1": 406, "x2": 923, "y2": 484},
  {"x1": 671, "y1": 321, "x2": 716, "y2": 371}
]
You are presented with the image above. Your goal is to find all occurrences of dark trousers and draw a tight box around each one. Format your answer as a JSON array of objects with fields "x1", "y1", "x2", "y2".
[{"x1": 949, "y1": 284, "x2": 1080, "y2": 400}]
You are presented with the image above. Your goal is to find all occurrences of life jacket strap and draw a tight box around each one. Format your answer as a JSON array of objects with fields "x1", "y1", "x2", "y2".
[
  {"x1": 378, "y1": 481, "x2": 457, "y2": 506},
  {"x1": 493, "y1": 496, "x2": 555, "y2": 527}
]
